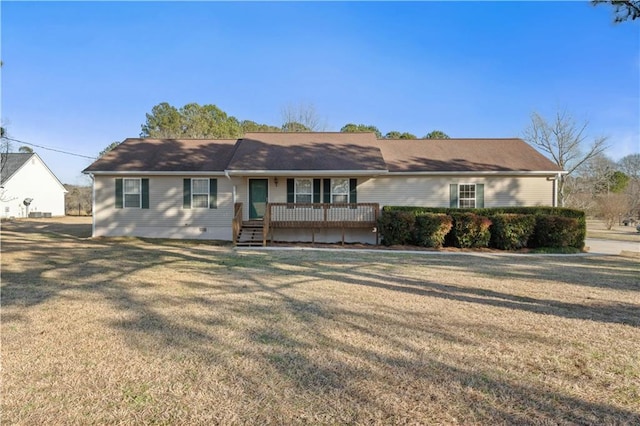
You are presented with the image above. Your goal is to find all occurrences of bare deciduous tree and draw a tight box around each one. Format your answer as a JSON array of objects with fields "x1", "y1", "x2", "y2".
[
  {"x1": 596, "y1": 193, "x2": 629, "y2": 229},
  {"x1": 0, "y1": 127, "x2": 12, "y2": 191},
  {"x1": 280, "y1": 102, "x2": 327, "y2": 132},
  {"x1": 618, "y1": 153, "x2": 640, "y2": 218},
  {"x1": 523, "y1": 111, "x2": 608, "y2": 206}
]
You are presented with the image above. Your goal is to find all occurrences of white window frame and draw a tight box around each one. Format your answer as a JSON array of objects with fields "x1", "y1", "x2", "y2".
[
  {"x1": 192, "y1": 178, "x2": 210, "y2": 209},
  {"x1": 123, "y1": 178, "x2": 142, "y2": 208},
  {"x1": 458, "y1": 183, "x2": 476, "y2": 208},
  {"x1": 331, "y1": 178, "x2": 350, "y2": 204},
  {"x1": 295, "y1": 178, "x2": 313, "y2": 204}
]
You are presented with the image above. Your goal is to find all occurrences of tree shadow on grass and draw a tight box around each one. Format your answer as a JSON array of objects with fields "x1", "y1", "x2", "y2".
[{"x1": 2, "y1": 224, "x2": 639, "y2": 423}]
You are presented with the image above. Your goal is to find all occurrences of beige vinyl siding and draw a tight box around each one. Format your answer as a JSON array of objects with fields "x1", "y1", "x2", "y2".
[
  {"x1": 358, "y1": 175, "x2": 555, "y2": 207},
  {"x1": 93, "y1": 175, "x2": 234, "y2": 240}
]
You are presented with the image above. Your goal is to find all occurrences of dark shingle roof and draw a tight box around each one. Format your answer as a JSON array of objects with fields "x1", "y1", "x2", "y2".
[
  {"x1": 227, "y1": 132, "x2": 387, "y2": 171},
  {"x1": 1, "y1": 153, "x2": 33, "y2": 185},
  {"x1": 82, "y1": 134, "x2": 563, "y2": 174},
  {"x1": 83, "y1": 138, "x2": 239, "y2": 173},
  {"x1": 378, "y1": 138, "x2": 562, "y2": 172}
]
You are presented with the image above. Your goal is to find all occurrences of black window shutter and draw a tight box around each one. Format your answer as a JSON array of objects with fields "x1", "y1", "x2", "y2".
[
  {"x1": 141, "y1": 178, "x2": 149, "y2": 209},
  {"x1": 313, "y1": 179, "x2": 321, "y2": 204},
  {"x1": 323, "y1": 179, "x2": 331, "y2": 203},
  {"x1": 476, "y1": 184, "x2": 484, "y2": 208},
  {"x1": 287, "y1": 178, "x2": 295, "y2": 203},
  {"x1": 115, "y1": 178, "x2": 123, "y2": 209},
  {"x1": 450, "y1": 184, "x2": 458, "y2": 208},
  {"x1": 349, "y1": 178, "x2": 357, "y2": 204},
  {"x1": 209, "y1": 178, "x2": 217, "y2": 209},
  {"x1": 183, "y1": 178, "x2": 191, "y2": 209}
]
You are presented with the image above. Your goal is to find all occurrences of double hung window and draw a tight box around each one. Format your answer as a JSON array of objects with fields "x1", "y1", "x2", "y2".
[
  {"x1": 183, "y1": 178, "x2": 217, "y2": 209},
  {"x1": 123, "y1": 178, "x2": 141, "y2": 208},
  {"x1": 458, "y1": 184, "x2": 476, "y2": 208},
  {"x1": 331, "y1": 178, "x2": 350, "y2": 203},
  {"x1": 192, "y1": 178, "x2": 210, "y2": 208},
  {"x1": 295, "y1": 179, "x2": 313, "y2": 203}
]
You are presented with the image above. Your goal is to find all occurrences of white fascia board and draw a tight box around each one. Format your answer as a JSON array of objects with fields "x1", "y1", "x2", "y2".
[
  {"x1": 85, "y1": 171, "x2": 227, "y2": 176},
  {"x1": 386, "y1": 170, "x2": 567, "y2": 176},
  {"x1": 33, "y1": 154, "x2": 68, "y2": 192},
  {"x1": 225, "y1": 170, "x2": 389, "y2": 177}
]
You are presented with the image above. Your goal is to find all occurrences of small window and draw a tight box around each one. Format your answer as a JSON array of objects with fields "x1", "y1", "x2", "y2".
[
  {"x1": 331, "y1": 178, "x2": 349, "y2": 203},
  {"x1": 295, "y1": 179, "x2": 313, "y2": 203},
  {"x1": 192, "y1": 178, "x2": 210, "y2": 208},
  {"x1": 123, "y1": 178, "x2": 141, "y2": 208},
  {"x1": 459, "y1": 184, "x2": 476, "y2": 208}
]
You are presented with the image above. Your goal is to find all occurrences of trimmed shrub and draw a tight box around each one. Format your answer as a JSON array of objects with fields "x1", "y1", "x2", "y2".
[
  {"x1": 489, "y1": 214, "x2": 537, "y2": 250},
  {"x1": 448, "y1": 213, "x2": 492, "y2": 248},
  {"x1": 382, "y1": 206, "x2": 586, "y2": 250},
  {"x1": 378, "y1": 210, "x2": 416, "y2": 246},
  {"x1": 532, "y1": 215, "x2": 583, "y2": 248},
  {"x1": 413, "y1": 213, "x2": 453, "y2": 248}
]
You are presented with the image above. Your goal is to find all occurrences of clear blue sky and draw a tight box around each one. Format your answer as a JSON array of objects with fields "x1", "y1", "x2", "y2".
[{"x1": 2, "y1": 1, "x2": 638, "y2": 184}]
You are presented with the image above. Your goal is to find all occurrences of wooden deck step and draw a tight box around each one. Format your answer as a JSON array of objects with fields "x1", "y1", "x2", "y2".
[{"x1": 236, "y1": 222, "x2": 265, "y2": 247}]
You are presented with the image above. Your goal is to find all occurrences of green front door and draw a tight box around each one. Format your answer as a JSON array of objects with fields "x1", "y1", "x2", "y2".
[{"x1": 249, "y1": 179, "x2": 268, "y2": 219}]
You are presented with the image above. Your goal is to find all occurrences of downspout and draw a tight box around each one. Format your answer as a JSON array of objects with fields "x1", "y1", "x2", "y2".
[
  {"x1": 90, "y1": 174, "x2": 96, "y2": 237},
  {"x1": 553, "y1": 173, "x2": 560, "y2": 207},
  {"x1": 224, "y1": 170, "x2": 235, "y2": 203}
]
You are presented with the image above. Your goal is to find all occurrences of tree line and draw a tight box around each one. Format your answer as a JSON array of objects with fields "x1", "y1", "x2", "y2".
[{"x1": 136, "y1": 102, "x2": 450, "y2": 141}]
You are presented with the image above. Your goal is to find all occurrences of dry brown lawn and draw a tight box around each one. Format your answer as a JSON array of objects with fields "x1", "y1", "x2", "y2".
[
  {"x1": 587, "y1": 219, "x2": 640, "y2": 242},
  {"x1": 2, "y1": 217, "x2": 639, "y2": 424}
]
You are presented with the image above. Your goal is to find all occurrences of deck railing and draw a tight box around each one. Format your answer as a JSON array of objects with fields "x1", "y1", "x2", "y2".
[{"x1": 266, "y1": 203, "x2": 379, "y2": 229}]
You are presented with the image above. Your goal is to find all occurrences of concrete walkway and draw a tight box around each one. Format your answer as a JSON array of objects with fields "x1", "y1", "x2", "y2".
[
  {"x1": 240, "y1": 238, "x2": 640, "y2": 257},
  {"x1": 585, "y1": 238, "x2": 640, "y2": 256}
]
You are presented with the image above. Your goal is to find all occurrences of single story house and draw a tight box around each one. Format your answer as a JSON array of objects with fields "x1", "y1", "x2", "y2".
[
  {"x1": 1, "y1": 152, "x2": 67, "y2": 218},
  {"x1": 83, "y1": 132, "x2": 564, "y2": 245}
]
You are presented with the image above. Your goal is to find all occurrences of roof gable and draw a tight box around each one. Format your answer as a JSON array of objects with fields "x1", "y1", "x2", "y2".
[
  {"x1": 1, "y1": 153, "x2": 33, "y2": 185},
  {"x1": 1, "y1": 152, "x2": 67, "y2": 191},
  {"x1": 227, "y1": 132, "x2": 387, "y2": 171}
]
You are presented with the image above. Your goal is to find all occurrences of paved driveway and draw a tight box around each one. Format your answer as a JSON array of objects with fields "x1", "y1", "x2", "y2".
[{"x1": 585, "y1": 238, "x2": 640, "y2": 255}]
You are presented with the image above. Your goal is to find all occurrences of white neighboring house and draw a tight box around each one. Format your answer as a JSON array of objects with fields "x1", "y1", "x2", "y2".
[{"x1": 0, "y1": 153, "x2": 67, "y2": 218}]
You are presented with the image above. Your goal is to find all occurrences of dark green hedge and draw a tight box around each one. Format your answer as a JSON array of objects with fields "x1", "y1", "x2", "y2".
[
  {"x1": 489, "y1": 214, "x2": 537, "y2": 250},
  {"x1": 448, "y1": 213, "x2": 492, "y2": 248},
  {"x1": 378, "y1": 210, "x2": 416, "y2": 246},
  {"x1": 379, "y1": 206, "x2": 586, "y2": 250},
  {"x1": 413, "y1": 213, "x2": 453, "y2": 248},
  {"x1": 531, "y1": 215, "x2": 583, "y2": 249}
]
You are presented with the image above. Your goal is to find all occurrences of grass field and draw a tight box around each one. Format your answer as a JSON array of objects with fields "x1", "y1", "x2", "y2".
[
  {"x1": 2, "y1": 217, "x2": 639, "y2": 424},
  {"x1": 587, "y1": 219, "x2": 640, "y2": 242}
]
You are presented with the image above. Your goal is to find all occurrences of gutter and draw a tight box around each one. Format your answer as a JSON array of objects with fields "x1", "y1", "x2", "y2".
[
  {"x1": 84, "y1": 171, "x2": 228, "y2": 176},
  {"x1": 224, "y1": 169, "x2": 390, "y2": 177},
  {"x1": 386, "y1": 170, "x2": 567, "y2": 176}
]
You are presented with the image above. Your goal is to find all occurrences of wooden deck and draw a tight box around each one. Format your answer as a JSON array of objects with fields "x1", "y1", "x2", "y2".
[
  {"x1": 233, "y1": 202, "x2": 380, "y2": 246},
  {"x1": 267, "y1": 203, "x2": 378, "y2": 227},
  {"x1": 264, "y1": 202, "x2": 379, "y2": 246}
]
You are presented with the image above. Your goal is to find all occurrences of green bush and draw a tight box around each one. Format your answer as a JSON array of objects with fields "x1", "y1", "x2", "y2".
[
  {"x1": 378, "y1": 210, "x2": 415, "y2": 246},
  {"x1": 383, "y1": 206, "x2": 586, "y2": 250},
  {"x1": 448, "y1": 213, "x2": 492, "y2": 248},
  {"x1": 532, "y1": 215, "x2": 583, "y2": 248},
  {"x1": 413, "y1": 213, "x2": 453, "y2": 248},
  {"x1": 489, "y1": 214, "x2": 537, "y2": 250}
]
